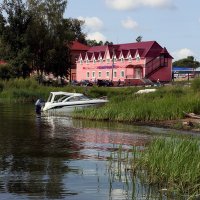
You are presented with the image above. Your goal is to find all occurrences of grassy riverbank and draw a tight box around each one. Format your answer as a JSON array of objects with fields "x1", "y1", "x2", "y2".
[
  {"x1": 73, "y1": 85, "x2": 200, "y2": 122},
  {"x1": 131, "y1": 136, "x2": 200, "y2": 197},
  {"x1": 0, "y1": 78, "x2": 85, "y2": 102},
  {"x1": 1, "y1": 78, "x2": 200, "y2": 125}
]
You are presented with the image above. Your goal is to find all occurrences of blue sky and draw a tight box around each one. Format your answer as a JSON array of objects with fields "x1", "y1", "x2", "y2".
[{"x1": 65, "y1": 0, "x2": 200, "y2": 61}]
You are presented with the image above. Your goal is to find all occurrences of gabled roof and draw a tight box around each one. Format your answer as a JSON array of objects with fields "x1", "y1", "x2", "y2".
[
  {"x1": 70, "y1": 41, "x2": 90, "y2": 51},
  {"x1": 98, "y1": 51, "x2": 105, "y2": 60},
  {"x1": 78, "y1": 52, "x2": 87, "y2": 60},
  {"x1": 93, "y1": 52, "x2": 99, "y2": 60},
  {"x1": 86, "y1": 52, "x2": 93, "y2": 60},
  {"x1": 79, "y1": 41, "x2": 173, "y2": 60},
  {"x1": 120, "y1": 50, "x2": 129, "y2": 58},
  {"x1": 129, "y1": 49, "x2": 137, "y2": 57},
  {"x1": 88, "y1": 45, "x2": 107, "y2": 53},
  {"x1": 160, "y1": 47, "x2": 173, "y2": 58}
]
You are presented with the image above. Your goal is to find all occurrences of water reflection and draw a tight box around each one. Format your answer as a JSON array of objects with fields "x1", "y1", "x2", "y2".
[{"x1": 0, "y1": 104, "x2": 188, "y2": 199}]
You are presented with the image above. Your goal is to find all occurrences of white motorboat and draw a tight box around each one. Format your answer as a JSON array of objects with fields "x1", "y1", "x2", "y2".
[{"x1": 42, "y1": 91, "x2": 108, "y2": 112}]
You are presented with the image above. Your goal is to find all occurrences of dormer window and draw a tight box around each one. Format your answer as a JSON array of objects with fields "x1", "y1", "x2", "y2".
[
  {"x1": 107, "y1": 58, "x2": 110, "y2": 63},
  {"x1": 120, "y1": 57, "x2": 124, "y2": 62},
  {"x1": 86, "y1": 59, "x2": 89, "y2": 64},
  {"x1": 93, "y1": 59, "x2": 96, "y2": 64},
  {"x1": 80, "y1": 59, "x2": 83, "y2": 64},
  {"x1": 99, "y1": 56, "x2": 103, "y2": 63},
  {"x1": 113, "y1": 56, "x2": 117, "y2": 63},
  {"x1": 128, "y1": 55, "x2": 132, "y2": 62},
  {"x1": 136, "y1": 54, "x2": 140, "y2": 61}
]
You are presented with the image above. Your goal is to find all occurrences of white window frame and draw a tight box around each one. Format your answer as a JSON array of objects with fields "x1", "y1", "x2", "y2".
[
  {"x1": 128, "y1": 55, "x2": 132, "y2": 63},
  {"x1": 86, "y1": 71, "x2": 90, "y2": 78},
  {"x1": 136, "y1": 54, "x2": 140, "y2": 61},
  {"x1": 92, "y1": 71, "x2": 95, "y2": 78},
  {"x1": 98, "y1": 71, "x2": 102, "y2": 78},
  {"x1": 121, "y1": 70, "x2": 125, "y2": 78},
  {"x1": 106, "y1": 71, "x2": 110, "y2": 78},
  {"x1": 114, "y1": 71, "x2": 117, "y2": 78}
]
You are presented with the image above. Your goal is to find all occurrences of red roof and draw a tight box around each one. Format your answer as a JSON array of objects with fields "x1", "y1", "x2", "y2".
[
  {"x1": 70, "y1": 41, "x2": 89, "y2": 51},
  {"x1": 86, "y1": 41, "x2": 172, "y2": 59},
  {"x1": 0, "y1": 60, "x2": 7, "y2": 65},
  {"x1": 160, "y1": 47, "x2": 173, "y2": 58}
]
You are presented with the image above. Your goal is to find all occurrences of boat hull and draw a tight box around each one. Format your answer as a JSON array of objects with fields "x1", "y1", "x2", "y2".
[{"x1": 43, "y1": 102, "x2": 104, "y2": 116}]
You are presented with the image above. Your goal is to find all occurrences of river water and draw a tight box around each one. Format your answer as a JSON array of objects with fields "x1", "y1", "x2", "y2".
[{"x1": 0, "y1": 103, "x2": 188, "y2": 200}]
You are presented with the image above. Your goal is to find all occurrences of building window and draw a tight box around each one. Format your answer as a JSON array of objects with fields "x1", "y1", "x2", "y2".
[
  {"x1": 114, "y1": 71, "x2": 117, "y2": 78},
  {"x1": 106, "y1": 71, "x2": 109, "y2": 77},
  {"x1": 98, "y1": 71, "x2": 102, "y2": 78},
  {"x1": 86, "y1": 59, "x2": 89, "y2": 64},
  {"x1": 93, "y1": 59, "x2": 96, "y2": 64},
  {"x1": 92, "y1": 71, "x2": 95, "y2": 78},
  {"x1": 87, "y1": 72, "x2": 90, "y2": 78},
  {"x1": 121, "y1": 70, "x2": 125, "y2": 78},
  {"x1": 113, "y1": 56, "x2": 117, "y2": 63},
  {"x1": 121, "y1": 58, "x2": 124, "y2": 63},
  {"x1": 107, "y1": 59, "x2": 110, "y2": 63},
  {"x1": 136, "y1": 54, "x2": 140, "y2": 61},
  {"x1": 80, "y1": 59, "x2": 83, "y2": 65},
  {"x1": 128, "y1": 55, "x2": 132, "y2": 63}
]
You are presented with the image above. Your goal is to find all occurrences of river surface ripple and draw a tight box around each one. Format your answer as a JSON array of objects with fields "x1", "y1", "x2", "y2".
[{"x1": 0, "y1": 103, "x2": 192, "y2": 200}]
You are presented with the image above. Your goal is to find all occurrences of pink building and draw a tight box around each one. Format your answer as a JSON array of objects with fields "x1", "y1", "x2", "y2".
[
  {"x1": 76, "y1": 41, "x2": 173, "y2": 85},
  {"x1": 69, "y1": 41, "x2": 89, "y2": 80}
]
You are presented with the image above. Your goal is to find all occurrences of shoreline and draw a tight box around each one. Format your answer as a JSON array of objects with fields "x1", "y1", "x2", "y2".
[{"x1": 132, "y1": 118, "x2": 200, "y2": 133}]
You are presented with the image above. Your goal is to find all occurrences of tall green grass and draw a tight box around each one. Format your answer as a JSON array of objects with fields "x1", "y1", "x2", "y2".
[
  {"x1": 0, "y1": 78, "x2": 85, "y2": 102},
  {"x1": 74, "y1": 86, "x2": 200, "y2": 121},
  {"x1": 132, "y1": 136, "x2": 200, "y2": 196},
  {"x1": 2, "y1": 78, "x2": 200, "y2": 122},
  {"x1": 0, "y1": 78, "x2": 138, "y2": 103}
]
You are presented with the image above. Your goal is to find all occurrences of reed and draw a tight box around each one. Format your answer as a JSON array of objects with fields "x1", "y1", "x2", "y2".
[
  {"x1": 132, "y1": 136, "x2": 200, "y2": 196},
  {"x1": 73, "y1": 86, "x2": 200, "y2": 121},
  {"x1": 0, "y1": 78, "x2": 86, "y2": 102}
]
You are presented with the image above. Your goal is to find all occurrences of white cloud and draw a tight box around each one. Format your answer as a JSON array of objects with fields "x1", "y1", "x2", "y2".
[
  {"x1": 78, "y1": 16, "x2": 104, "y2": 31},
  {"x1": 86, "y1": 32, "x2": 107, "y2": 42},
  {"x1": 172, "y1": 48, "x2": 195, "y2": 60},
  {"x1": 121, "y1": 17, "x2": 139, "y2": 30},
  {"x1": 105, "y1": 0, "x2": 176, "y2": 11}
]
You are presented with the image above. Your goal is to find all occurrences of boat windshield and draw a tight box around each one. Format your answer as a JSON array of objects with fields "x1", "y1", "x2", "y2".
[
  {"x1": 54, "y1": 95, "x2": 70, "y2": 102},
  {"x1": 65, "y1": 95, "x2": 90, "y2": 102},
  {"x1": 47, "y1": 93, "x2": 53, "y2": 102},
  {"x1": 47, "y1": 93, "x2": 90, "y2": 103}
]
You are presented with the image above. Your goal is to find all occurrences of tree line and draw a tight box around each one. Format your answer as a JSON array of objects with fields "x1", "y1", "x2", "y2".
[{"x1": 173, "y1": 56, "x2": 200, "y2": 69}]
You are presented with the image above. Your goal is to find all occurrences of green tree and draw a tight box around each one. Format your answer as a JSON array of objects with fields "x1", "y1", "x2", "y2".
[
  {"x1": 0, "y1": 63, "x2": 12, "y2": 80},
  {"x1": 0, "y1": 0, "x2": 32, "y2": 78},
  {"x1": 173, "y1": 56, "x2": 199, "y2": 68},
  {"x1": 104, "y1": 41, "x2": 113, "y2": 45},
  {"x1": 0, "y1": 0, "x2": 87, "y2": 80},
  {"x1": 63, "y1": 18, "x2": 87, "y2": 44},
  {"x1": 86, "y1": 40, "x2": 113, "y2": 47}
]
